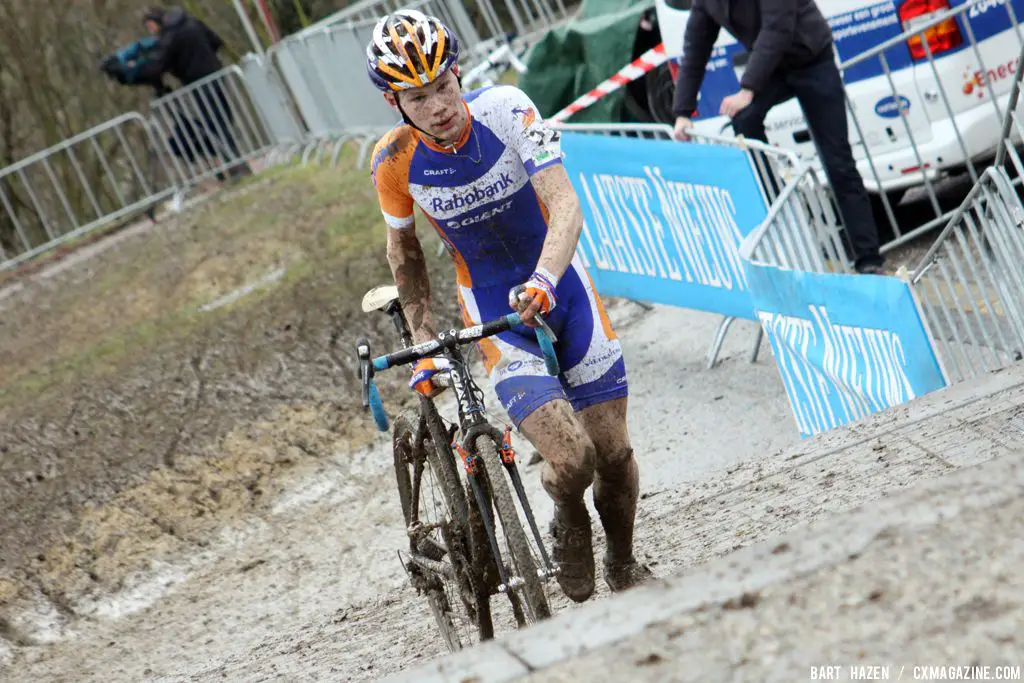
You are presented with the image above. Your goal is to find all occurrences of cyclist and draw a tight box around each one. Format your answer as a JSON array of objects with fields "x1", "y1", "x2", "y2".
[{"x1": 366, "y1": 10, "x2": 653, "y2": 602}]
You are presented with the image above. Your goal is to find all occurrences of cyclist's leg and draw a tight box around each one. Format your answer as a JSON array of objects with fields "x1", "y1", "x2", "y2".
[
  {"x1": 516, "y1": 398, "x2": 597, "y2": 603},
  {"x1": 576, "y1": 397, "x2": 650, "y2": 589},
  {"x1": 555, "y1": 261, "x2": 651, "y2": 590}
]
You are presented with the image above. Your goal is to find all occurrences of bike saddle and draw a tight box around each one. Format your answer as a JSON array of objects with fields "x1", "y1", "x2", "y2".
[{"x1": 361, "y1": 284, "x2": 400, "y2": 314}]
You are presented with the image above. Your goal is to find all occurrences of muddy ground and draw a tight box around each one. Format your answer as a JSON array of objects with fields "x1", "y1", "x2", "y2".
[
  {"x1": 0, "y1": 155, "x2": 465, "y2": 649},
  {"x1": 0, "y1": 154, "x2": 951, "y2": 681}
]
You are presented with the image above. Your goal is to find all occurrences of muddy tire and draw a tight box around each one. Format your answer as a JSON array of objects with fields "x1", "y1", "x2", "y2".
[
  {"x1": 393, "y1": 411, "x2": 487, "y2": 650},
  {"x1": 476, "y1": 435, "x2": 552, "y2": 623}
]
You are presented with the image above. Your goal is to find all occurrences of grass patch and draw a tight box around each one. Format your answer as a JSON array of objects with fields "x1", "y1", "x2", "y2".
[{"x1": 0, "y1": 149, "x2": 398, "y2": 409}]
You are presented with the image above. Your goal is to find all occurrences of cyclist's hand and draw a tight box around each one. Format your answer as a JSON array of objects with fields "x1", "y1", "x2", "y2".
[
  {"x1": 509, "y1": 270, "x2": 557, "y2": 327},
  {"x1": 409, "y1": 357, "x2": 450, "y2": 398}
]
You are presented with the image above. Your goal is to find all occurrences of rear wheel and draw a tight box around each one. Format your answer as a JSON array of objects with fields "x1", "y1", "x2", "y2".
[
  {"x1": 393, "y1": 411, "x2": 490, "y2": 651},
  {"x1": 644, "y1": 62, "x2": 677, "y2": 126}
]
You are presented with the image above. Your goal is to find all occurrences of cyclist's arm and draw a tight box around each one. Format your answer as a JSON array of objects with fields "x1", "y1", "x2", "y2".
[
  {"x1": 531, "y1": 164, "x2": 583, "y2": 281},
  {"x1": 371, "y1": 132, "x2": 434, "y2": 340},
  {"x1": 386, "y1": 222, "x2": 437, "y2": 345},
  {"x1": 501, "y1": 87, "x2": 581, "y2": 281}
]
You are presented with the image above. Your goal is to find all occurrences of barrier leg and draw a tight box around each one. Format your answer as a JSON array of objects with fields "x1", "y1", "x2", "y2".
[
  {"x1": 330, "y1": 136, "x2": 353, "y2": 167},
  {"x1": 749, "y1": 325, "x2": 764, "y2": 364},
  {"x1": 301, "y1": 140, "x2": 319, "y2": 166},
  {"x1": 629, "y1": 299, "x2": 654, "y2": 311},
  {"x1": 357, "y1": 136, "x2": 376, "y2": 169},
  {"x1": 706, "y1": 315, "x2": 735, "y2": 369}
]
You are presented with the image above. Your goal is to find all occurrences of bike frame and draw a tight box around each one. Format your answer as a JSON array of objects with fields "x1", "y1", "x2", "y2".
[{"x1": 368, "y1": 305, "x2": 557, "y2": 594}]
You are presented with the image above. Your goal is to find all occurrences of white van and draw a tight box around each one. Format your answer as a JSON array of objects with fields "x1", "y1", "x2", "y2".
[{"x1": 652, "y1": 0, "x2": 1024, "y2": 201}]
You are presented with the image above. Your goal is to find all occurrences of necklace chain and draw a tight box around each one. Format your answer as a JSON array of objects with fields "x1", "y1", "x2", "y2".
[{"x1": 441, "y1": 124, "x2": 482, "y2": 164}]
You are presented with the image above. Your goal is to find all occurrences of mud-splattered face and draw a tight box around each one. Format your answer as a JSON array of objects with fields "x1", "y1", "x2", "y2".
[{"x1": 385, "y1": 69, "x2": 467, "y2": 145}]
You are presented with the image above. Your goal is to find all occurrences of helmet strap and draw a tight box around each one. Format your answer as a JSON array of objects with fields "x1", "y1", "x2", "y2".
[{"x1": 394, "y1": 97, "x2": 443, "y2": 144}]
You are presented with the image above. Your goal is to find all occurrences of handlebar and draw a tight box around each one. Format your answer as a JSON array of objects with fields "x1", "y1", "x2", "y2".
[{"x1": 356, "y1": 310, "x2": 560, "y2": 432}]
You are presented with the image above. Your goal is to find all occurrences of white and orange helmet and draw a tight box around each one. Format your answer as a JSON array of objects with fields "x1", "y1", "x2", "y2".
[{"x1": 366, "y1": 9, "x2": 461, "y2": 92}]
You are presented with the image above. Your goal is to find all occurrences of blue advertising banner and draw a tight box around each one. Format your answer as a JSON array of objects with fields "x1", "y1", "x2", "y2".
[
  {"x1": 745, "y1": 261, "x2": 949, "y2": 438},
  {"x1": 561, "y1": 132, "x2": 768, "y2": 321}
]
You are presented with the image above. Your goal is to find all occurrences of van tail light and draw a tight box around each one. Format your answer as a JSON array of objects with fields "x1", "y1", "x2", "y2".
[{"x1": 899, "y1": 0, "x2": 964, "y2": 61}]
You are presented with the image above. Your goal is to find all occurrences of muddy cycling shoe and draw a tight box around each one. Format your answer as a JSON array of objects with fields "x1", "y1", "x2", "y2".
[
  {"x1": 549, "y1": 506, "x2": 595, "y2": 603},
  {"x1": 603, "y1": 556, "x2": 655, "y2": 593}
]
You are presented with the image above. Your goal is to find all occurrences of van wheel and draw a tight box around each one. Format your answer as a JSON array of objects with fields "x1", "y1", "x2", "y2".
[{"x1": 644, "y1": 63, "x2": 677, "y2": 125}]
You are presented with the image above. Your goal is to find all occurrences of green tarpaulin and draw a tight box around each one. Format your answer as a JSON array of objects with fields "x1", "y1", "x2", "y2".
[{"x1": 520, "y1": 0, "x2": 653, "y2": 123}]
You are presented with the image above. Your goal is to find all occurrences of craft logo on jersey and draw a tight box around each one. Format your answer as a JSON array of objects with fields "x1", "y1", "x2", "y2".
[{"x1": 512, "y1": 105, "x2": 537, "y2": 129}]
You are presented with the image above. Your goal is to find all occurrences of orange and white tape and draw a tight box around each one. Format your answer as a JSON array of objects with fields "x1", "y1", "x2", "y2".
[{"x1": 550, "y1": 43, "x2": 670, "y2": 122}]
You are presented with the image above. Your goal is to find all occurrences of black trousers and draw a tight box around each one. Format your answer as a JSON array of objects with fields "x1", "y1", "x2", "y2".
[
  {"x1": 732, "y1": 55, "x2": 884, "y2": 269},
  {"x1": 168, "y1": 82, "x2": 241, "y2": 163}
]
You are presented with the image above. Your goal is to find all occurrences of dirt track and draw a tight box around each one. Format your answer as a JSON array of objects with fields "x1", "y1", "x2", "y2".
[
  {"x1": 0, "y1": 160, "x2": 962, "y2": 681},
  {"x1": 0, "y1": 161, "x2": 462, "y2": 656}
]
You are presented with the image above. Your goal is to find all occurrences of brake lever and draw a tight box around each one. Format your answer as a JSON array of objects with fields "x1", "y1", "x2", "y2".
[{"x1": 356, "y1": 338, "x2": 372, "y2": 408}]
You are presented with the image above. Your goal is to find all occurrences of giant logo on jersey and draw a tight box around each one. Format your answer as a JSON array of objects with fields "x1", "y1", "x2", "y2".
[
  {"x1": 444, "y1": 198, "x2": 514, "y2": 229},
  {"x1": 430, "y1": 172, "x2": 515, "y2": 213}
]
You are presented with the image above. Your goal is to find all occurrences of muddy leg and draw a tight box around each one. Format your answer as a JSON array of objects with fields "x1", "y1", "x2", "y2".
[
  {"x1": 518, "y1": 398, "x2": 596, "y2": 602},
  {"x1": 578, "y1": 397, "x2": 651, "y2": 591},
  {"x1": 577, "y1": 398, "x2": 636, "y2": 559}
]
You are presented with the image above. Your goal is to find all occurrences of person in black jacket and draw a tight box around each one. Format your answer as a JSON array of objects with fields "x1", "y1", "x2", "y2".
[
  {"x1": 138, "y1": 7, "x2": 248, "y2": 177},
  {"x1": 670, "y1": 0, "x2": 885, "y2": 275}
]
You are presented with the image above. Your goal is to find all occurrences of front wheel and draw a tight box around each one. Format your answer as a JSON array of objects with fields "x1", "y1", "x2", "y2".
[{"x1": 476, "y1": 435, "x2": 552, "y2": 623}]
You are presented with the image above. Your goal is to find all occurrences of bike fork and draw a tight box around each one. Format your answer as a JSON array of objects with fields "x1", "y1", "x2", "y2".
[
  {"x1": 504, "y1": 462, "x2": 558, "y2": 580},
  {"x1": 496, "y1": 425, "x2": 557, "y2": 580},
  {"x1": 466, "y1": 472, "x2": 521, "y2": 593},
  {"x1": 454, "y1": 439, "x2": 521, "y2": 594}
]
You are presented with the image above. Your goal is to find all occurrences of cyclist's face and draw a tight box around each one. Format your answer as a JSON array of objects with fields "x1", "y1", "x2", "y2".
[{"x1": 395, "y1": 70, "x2": 466, "y2": 142}]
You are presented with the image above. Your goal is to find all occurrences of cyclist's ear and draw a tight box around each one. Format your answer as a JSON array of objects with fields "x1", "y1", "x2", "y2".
[{"x1": 383, "y1": 91, "x2": 398, "y2": 108}]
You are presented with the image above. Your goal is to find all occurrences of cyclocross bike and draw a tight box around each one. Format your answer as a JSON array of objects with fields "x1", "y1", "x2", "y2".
[{"x1": 356, "y1": 284, "x2": 560, "y2": 651}]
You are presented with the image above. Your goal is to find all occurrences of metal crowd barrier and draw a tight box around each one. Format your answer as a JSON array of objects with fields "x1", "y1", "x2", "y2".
[
  {"x1": 829, "y1": 0, "x2": 1024, "y2": 252},
  {"x1": 552, "y1": 121, "x2": 850, "y2": 367},
  {"x1": 148, "y1": 67, "x2": 277, "y2": 187},
  {"x1": 0, "y1": 0, "x2": 574, "y2": 273},
  {"x1": 257, "y1": 0, "x2": 572, "y2": 167},
  {"x1": 294, "y1": 0, "x2": 570, "y2": 66},
  {"x1": 906, "y1": 44, "x2": 1024, "y2": 386},
  {"x1": 238, "y1": 56, "x2": 306, "y2": 146},
  {"x1": 910, "y1": 165, "x2": 1024, "y2": 384},
  {"x1": 266, "y1": 16, "x2": 402, "y2": 168},
  {"x1": 0, "y1": 113, "x2": 177, "y2": 271},
  {"x1": 742, "y1": 165, "x2": 852, "y2": 275}
]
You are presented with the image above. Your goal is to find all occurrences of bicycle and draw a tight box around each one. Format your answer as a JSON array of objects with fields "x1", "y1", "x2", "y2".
[{"x1": 355, "y1": 284, "x2": 560, "y2": 650}]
